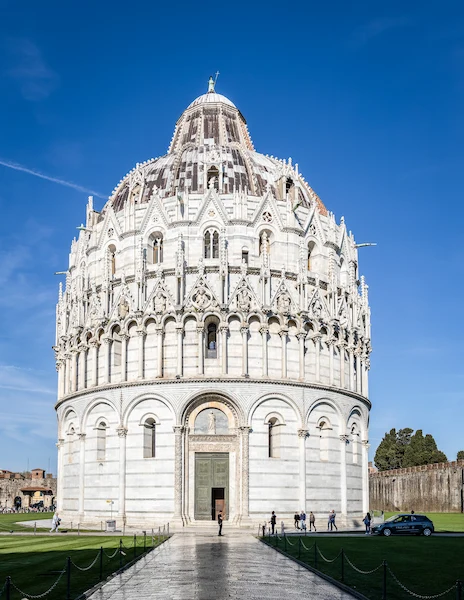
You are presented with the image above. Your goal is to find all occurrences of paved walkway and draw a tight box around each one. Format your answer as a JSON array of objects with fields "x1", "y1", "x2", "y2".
[{"x1": 88, "y1": 531, "x2": 354, "y2": 599}]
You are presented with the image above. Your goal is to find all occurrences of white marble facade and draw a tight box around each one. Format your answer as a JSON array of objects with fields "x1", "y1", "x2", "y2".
[{"x1": 54, "y1": 80, "x2": 371, "y2": 527}]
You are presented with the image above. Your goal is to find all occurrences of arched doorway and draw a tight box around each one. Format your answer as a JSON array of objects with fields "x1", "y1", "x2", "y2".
[{"x1": 180, "y1": 394, "x2": 248, "y2": 524}]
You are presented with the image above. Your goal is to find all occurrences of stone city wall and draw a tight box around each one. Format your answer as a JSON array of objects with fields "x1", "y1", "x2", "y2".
[
  {"x1": 369, "y1": 460, "x2": 464, "y2": 512},
  {"x1": 0, "y1": 475, "x2": 57, "y2": 509}
]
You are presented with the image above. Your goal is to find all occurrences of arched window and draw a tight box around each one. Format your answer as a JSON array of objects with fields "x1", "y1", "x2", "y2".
[
  {"x1": 68, "y1": 427, "x2": 76, "y2": 464},
  {"x1": 241, "y1": 248, "x2": 249, "y2": 264},
  {"x1": 108, "y1": 245, "x2": 116, "y2": 277},
  {"x1": 96, "y1": 421, "x2": 107, "y2": 461},
  {"x1": 351, "y1": 425, "x2": 359, "y2": 464},
  {"x1": 207, "y1": 166, "x2": 219, "y2": 190},
  {"x1": 204, "y1": 229, "x2": 219, "y2": 259},
  {"x1": 143, "y1": 418, "x2": 156, "y2": 458},
  {"x1": 307, "y1": 241, "x2": 316, "y2": 271},
  {"x1": 151, "y1": 234, "x2": 163, "y2": 264},
  {"x1": 206, "y1": 323, "x2": 217, "y2": 358},
  {"x1": 318, "y1": 419, "x2": 331, "y2": 461},
  {"x1": 268, "y1": 417, "x2": 280, "y2": 458}
]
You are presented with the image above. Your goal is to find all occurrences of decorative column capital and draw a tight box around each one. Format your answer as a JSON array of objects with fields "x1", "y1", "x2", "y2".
[
  {"x1": 77, "y1": 433, "x2": 86, "y2": 441},
  {"x1": 117, "y1": 427, "x2": 128, "y2": 438},
  {"x1": 56, "y1": 438, "x2": 65, "y2": 448},
  {"x1": 239, "y1": 425, "x2": 252, "y2": 435},
  {"x1": 89, "y1": 338, "x2": 99, "y2": 348},
  {"x1": 173, "y1": 425, "x2": 185, "y2": 435},
  {"x1": 279, "y1": 328, "x2": 288, "y2": 337},
  {"x1": 259, "y1": 325, "x2": 269, "y2": 336},
  {"x1": 219, "y1": 325, "x2": 229, "y2": 333},
  {"x1": 312, "y1": 334, "x2": 322, "y2": 342},
  {"x1": 361, "y1": 439, "x2": 370, "y2": 448},
  {"x1": 339, "y1": 434, "x2": 350, "y2": 444},
  {"x1": 175, "y1": 325, "x2": 184, "y2": 334},
  {"x1": 296, "y1": 332, "x2": 307, "y2": 341},
  {"x1": 119, "y1": 333, "x2": 130, "y2": 341},
  {"x1": 102, "y1": 336, "x2": 112, "y2": 345},
  {"x1": 196, "y1": 325, "x2": 205, "y2": 334},
  {"x1": 298, "y1": 429, "x2": 309, "y2": 439},
  {"x1": 240, "y1": 326, "x2": 249, "y2": 335},
  {"x1": 136, "y1": 328, "x2": 147, "y2": 338}
]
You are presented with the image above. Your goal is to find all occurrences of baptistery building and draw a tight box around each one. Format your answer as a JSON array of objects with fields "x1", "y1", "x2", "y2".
[{"x1": 54, "y1": 79, "x2": 372, "y2": 527}]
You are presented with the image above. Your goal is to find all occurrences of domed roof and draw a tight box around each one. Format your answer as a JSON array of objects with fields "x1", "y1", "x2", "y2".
[
  {"x1": 107, "y1": 79, "x2": 327, "y2": 216},
  {"x1": 188, "y1": 92, "x2": 236, "y2": 109}
]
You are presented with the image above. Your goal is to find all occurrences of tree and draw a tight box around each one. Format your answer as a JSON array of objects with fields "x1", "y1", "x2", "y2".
[
  {"x1": 457, "y1": 451, "x2": 464, "y2": 461},
  {"x1": 375, "y1": 428, "x2": 447, "y2": 470}
]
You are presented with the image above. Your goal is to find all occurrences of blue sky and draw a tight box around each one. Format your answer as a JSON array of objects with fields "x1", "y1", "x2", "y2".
[{"x1": 0, "y1": 0, "x2": 463, "y2": 473}]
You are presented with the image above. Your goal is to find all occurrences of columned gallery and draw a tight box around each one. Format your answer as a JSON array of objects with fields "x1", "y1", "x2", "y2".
[{"x1": 55, "y1": 80, "x2": 372, "y2": 526}]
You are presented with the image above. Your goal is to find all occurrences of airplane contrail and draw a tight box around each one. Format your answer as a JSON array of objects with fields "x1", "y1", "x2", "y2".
[{"x1": 0, "y1": 157, "x2": 107, "y2": 199}]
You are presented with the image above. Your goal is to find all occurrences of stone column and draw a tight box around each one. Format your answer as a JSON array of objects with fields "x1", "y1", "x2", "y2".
[
  {"x1": 314, "y1": 335, "x2": 321, "y2": 382},
  {"x1": 280, "y1": 328, "x2": 288, "y2": 379},
  {"x1": 78, "y1": 433, "x2": 86, "y2": 518},
  {"x1": 239, "y1": 426, "x2": 251, "y2": 520},
  {"x1": 56, "y1": 438, "x2": 65, "y2": 512},
  {"x1": 241, "y1": 326, "x2": 249, "y2": 377},
  {"x1": 173, "y1": 426, "x2": 184, "y2": 520},
  {"x1": 197, "y1": 325, "x2": 205, "y2": 375},
  {"x1": 298, "y1": 429, "x2": 308, "y2": 510},
  {"x1": 117, "y1": 427, "x2": 128, "y2": 521},
  {"x1": 329, "y1": 339, "x2": 334, "y2": 386},
  {"x1": 339, "y1": 341, "x2": 346, "y2": 389},
  {"x1": 137, "y1": 329, "x2": 146, "y2": 379},
  {"x1": 363, "y1": 358, "x2": 370, "y2": 398},
  {"x1": 156, "y1": 328, "x2": 163, "y2": 378},
  {"x1": 260, "y1": 325, "x2": 269, "y2": 378},
  {"x1": 361, "y1": 440, "x2": 370, "y2": 514},
  {"x1": 176, "y1": 325, "x2": 184, "y2": 378},
  {"x1": 355, "y1": 350, "x2": 361, "y2": 394},
  {"x1": 348, "y1": 346, "x2": 355, "y2": 392},
  {"x1": 71, "y1": 349, "x2": 78, "y2": 392},
  {"x1": 220, "y1": 326, "x2": 228, "y2": 375},
  {"x1": 57, "y1": 360, "x2": 65, "y2": 399},
  {"x1": 90, "y1": 341, "x2": 98, "y2": 387},
  {"x1": 103, "y1": 338, "x2": 111, "y2": 384},
  {"x1": 339, "y1": 435, "x2": 348, "y2": 517},
  {"x1": 297, "y1": 332, "x2": 306, "y2": 381},
  {"x1": 120, "y1": 334, "x2": 129, "y2": 382},
  {"x1": 65, "y1": 353, "x2": 72, "y2": 394}
]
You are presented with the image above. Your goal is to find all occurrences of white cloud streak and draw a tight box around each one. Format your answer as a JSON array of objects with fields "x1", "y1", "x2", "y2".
[{"x1": 0, "y1": 158, "x2": 107, "y2": 199}]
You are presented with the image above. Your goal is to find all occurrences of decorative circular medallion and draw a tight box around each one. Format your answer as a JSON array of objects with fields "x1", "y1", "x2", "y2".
[{"x1": 262, "y1": 211, "x2": 273, "y2": 222}]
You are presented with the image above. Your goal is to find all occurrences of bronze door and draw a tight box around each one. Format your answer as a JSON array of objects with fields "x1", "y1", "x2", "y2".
[{"x1": 194, "y1": 453, "x2": 229, "y2": 520}]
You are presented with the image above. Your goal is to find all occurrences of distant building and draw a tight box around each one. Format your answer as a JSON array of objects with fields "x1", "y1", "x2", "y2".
[
  {"x1": 54, "y1": 79, "x2": 372, "y2": 527},
  {"x1": 0, "y1": 469, "x2": 56, "y2": 509},
  {"x1": 368, "y1": 461, "x2": 378, "y2": 474}
]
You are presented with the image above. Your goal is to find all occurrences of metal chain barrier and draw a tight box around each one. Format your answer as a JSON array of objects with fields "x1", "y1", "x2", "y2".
[
  {"x1": 285, "y1": 535, "x2": 295, "y2": 547},
  {"x1": 387, "y1": 566, "x2": 456, "y2": 599},
  {"x1": 104, "y1": 547, "x2": 120, "y2": 559},
  {"x1": 70, "y1": 551, "x2": 101, "y2": 571},
  {"x1": 317, "y1": 547, "x2": 342, "y2": 564},
  {"x1": 0, "y1": 579, "x2": 6, "y2": 599},
  {"x1": 344, "y1": 553, "x2": 383, "y2": 575},
  {"x1": 11, "y1": 569, "x2": 66, "y2": 599},
  {"x1": 300, "y1": 538, "x2": 315, "y2": 552}
]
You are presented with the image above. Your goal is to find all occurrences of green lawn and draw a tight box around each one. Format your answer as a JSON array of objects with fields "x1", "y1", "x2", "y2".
[
  {"x1": 261, "y1": 535, "x2": 464, "y2": 600},
  {"x1": 384, "y1": 512, "x2": 464, "y2": 532},
  {"x1": 0, "y1": 534, "x2": 168, "y2": 600},
  {"x1": 0, "y1": 512, "x2": 51, "y2": 532}
]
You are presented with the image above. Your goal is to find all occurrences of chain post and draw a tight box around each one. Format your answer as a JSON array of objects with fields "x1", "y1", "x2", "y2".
[
  {"x1": 133, "y1": 534, "x2": 137, "y2": 560},
  {"x1": 341, "y1": 548, "x2": 345, "y2": 583},
  {"x1": 382, "y1": 560, "x2": 387, "y2": 600},
  {"x1": 99, "y1": 547, "x2": 103, "y2": 581},
  {"x1": 119, "y1": 539, "x2": 123, "y2": 569},
  {"x1": 66, "y1": 556, "x2": 71, "y2": 600},
  {"x1": 284, "y1": 533, "x2": 287, "y2": 552},
  {"x1": 314, "y1": 541, "x2": 318, "y2": 569},
  {"x1": 275, "y1": 533, "x2": 278, "y2": 548},
  {"x1": 167, "y1": 522, "x2": 170, "y2": 535},
  {"x1": 457, "y1": 580, "x2": 462, "y2": 600},
  {"x1": 5, "y1": 576, "x2": 10, "y2": 600},
  {"x1": 298, "y1": 536, "x2": 301, "y2": 559}
]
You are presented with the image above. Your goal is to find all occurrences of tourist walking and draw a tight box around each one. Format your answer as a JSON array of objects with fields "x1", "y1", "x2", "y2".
[
  {"x1": 309, "y1": 511, "x2": 316, "y2": 531},
  {"x1": 217, "y1": 510, "x2": 223, "y2": 536},
  {"x1": 300, "y1": 510, "x2": 306, "y2": 531},
  {"x1": 363, "y1": 512, "x2": 371, "y2": 534},
  {"x1": 50, "y1": 512, "x2": 60, "y2": 533},
  {"x1": 328, "y1": 510, "x2": 338, "y2": 531},
  {"x1": 270, "y1": 511, "x2": 277, "y2": 535},
  {"x1": 294, "y1": 511, "x2": 300, "y2": 530}
]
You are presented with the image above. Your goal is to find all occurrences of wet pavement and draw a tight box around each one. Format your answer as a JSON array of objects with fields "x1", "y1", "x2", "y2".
[{"x1": 88, "y1": 531, "x2": 355, "y2": 599}]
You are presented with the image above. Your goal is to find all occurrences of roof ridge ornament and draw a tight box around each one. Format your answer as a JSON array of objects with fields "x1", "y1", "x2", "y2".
[{"x1": 208, "y1": 71, "x2": 220, "y2": 93}]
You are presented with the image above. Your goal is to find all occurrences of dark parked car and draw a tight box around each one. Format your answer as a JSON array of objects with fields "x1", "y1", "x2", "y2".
[{"x1": 372, "y1": 514, "x2": 434, "y2": 536}]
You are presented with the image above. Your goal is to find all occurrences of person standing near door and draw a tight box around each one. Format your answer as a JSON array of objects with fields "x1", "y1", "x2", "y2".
[
  {"x1": 270, "y1": 511, "x2": 277, "y2": 535},
  {"x1": 218, "y1": 510, "x2": 223, "y2": 536}
]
